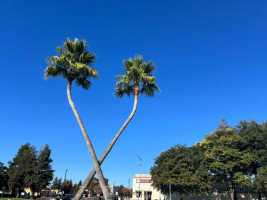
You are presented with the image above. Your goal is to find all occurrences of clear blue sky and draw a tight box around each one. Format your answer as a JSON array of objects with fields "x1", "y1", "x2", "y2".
[{"x1": 1, "y1": 0, "x2": 267, "y2": 187}]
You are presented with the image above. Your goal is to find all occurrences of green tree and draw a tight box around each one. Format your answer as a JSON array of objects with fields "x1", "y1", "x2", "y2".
[
  {"x1": 121, "y1": 187, "x2": 131, "y2": 198},
  {"x1": 86, "y1": 178, "x2": 98, "y2": 196},
  {"x1": 237, "y1": 120, "x2": 267, "y2": 200},
  {"x1": 117, "y1": 185, "x2": 131, "y2": 199},
  {"x1": 44, "y1": 38, "x2": 110, "y2": 199},
  {"x1": 74, "y1": 55, "x2": 160, "y2": 200},
  {"x1": 73, "y1": 180, "x2": 82, "y2": 194},
  {"x1": 117, "y1": 185, "x2": 124, "y2": 198},
  {"x1": 8, "y1": 143, "x2": 54, "y2": 198},
  {"x1": 37, "y1": 145, "x2": 54, "y2": 191},
  {"x1": 200, "y1": 128, "x2": 251, "y2": 200},
  {"x1": 253, "y1": 166, "x2": 267, "y2": 200},
  {"x1": 61, "y1": 179, "x2": 73, "y2": 194},
  {"x1": 51, "y1": 177, "x2": 62, "y2": 190},
  {"x1": 151, "y1": 145, "x2": 212, "y2": 199},
  {"x1": 0, "y1": 162, "x2": 8, "y2": 190},
  {"x1": 8, "y1": 143, "x2": 37, "y2": 198}
]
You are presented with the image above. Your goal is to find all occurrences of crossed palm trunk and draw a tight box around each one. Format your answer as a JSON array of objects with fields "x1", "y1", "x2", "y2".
[
  {"x1": 67, "y1": 81, "x2": 110, "y2": 200},
  {"x1": 73, "y1": 91, "x2": 139, "y2": 200},
  {"x1": 45, "y1": 42, "x2": 160, "y2": 200}
]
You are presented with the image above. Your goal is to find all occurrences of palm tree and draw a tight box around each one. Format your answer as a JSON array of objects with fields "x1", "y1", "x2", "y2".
[
  {"x1": 73, "y1": 55, "x2": 160, "y2": 200},
  {"x1": 44, "y1": 38, "x2": 110, "y2": 200}
]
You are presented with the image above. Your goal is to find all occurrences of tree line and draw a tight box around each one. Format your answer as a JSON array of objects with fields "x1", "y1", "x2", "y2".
[
  {"x1": 50, "y1": 177, "x2": 83, "y2": 194},
  {"x1": 0, "y1": 143, "x2": 54, "y2": 198},
  {"x1": 150, "y1": 119, "x2": 267, "y2": 200}
]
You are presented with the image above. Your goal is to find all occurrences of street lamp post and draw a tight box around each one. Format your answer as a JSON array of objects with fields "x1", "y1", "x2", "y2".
[{"x1": 135, "y1": 155, "x2": 142, "y2": 200}]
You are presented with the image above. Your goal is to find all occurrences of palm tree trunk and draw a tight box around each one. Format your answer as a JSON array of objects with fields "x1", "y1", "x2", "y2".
[
  {"x1": 67, "y1": 81, "x2": 110, "y2": 200},
  {"x1": 73, "y1": 94, "x2": 139, "y2": 200}
]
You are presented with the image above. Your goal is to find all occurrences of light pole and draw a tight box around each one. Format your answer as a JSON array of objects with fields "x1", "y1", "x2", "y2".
[{"x1": 135, "y1": 155, "x2": 142, "y2": 200}]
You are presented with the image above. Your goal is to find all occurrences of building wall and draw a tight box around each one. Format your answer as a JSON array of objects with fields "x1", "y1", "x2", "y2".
[{"x1": 132, "y1": 174, "x2": 166, "y2": 200}]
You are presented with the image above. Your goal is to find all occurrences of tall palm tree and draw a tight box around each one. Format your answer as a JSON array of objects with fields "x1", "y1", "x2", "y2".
[
  {"x1": 44, "y1": 38, "x2": 110, "y2": 200},
  {"x1": 73, "y1": 55, "x2": 160, "y2": 200}
]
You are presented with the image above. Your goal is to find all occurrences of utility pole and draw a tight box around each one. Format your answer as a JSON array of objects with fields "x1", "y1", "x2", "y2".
[{"x1": 135, "y1": 155, "x2": 142, "y2": 200}]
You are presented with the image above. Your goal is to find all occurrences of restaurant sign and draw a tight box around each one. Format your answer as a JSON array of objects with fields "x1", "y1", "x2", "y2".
[{"x1": 136, "y1": 179, "x2": 152, "y2": 183}]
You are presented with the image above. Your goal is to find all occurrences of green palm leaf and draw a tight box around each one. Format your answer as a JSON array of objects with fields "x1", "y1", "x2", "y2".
[
  {"x1": 115, "y1": 55, "x2": 160, "y2": 97},
  {"x1": 44, "y1": 38, "x2": 98, "y2": 89}
]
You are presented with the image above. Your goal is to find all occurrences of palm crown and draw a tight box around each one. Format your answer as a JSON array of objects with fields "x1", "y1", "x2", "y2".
[
  {"x1": 44, "y1": 38, "x2": 99, "y2": 89},
  {"x1": 115, "y1": 55, "x2": 160, "y2": 97}
]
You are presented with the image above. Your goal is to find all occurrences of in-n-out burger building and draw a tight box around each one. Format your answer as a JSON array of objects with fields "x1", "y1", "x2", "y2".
[{"x1": 132, "y1": 174, "x2": 166, "y2": 200}]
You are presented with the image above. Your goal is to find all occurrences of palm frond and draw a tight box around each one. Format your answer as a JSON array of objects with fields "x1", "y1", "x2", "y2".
[
  {"x1": 44, "y1": 65, "x2": 63, "y2": 79},
  {"x1": 76, "y1": 77, "x2": 91, "y2": 90},
  {"x1": 45, "y1": 38, "x2": 98, "y2": 89},
  {"x1": 140, "y1": 62, "x2": 155, "y2": 74},
  {"x1": 114, "y1": 85, "x2": 134, "y2": 98},
  {"x1": 141, "y1": 82, "x2": 160, "y2": 97},
  {"x1": 141, "y1": 75, "x2": 156, "y2": 84},
  {"x1": 115, "y1": 55, "x2": 160, "y2": 98},
  {"x1": 76, "y1": 63, "x2": 99, "y2": 78}
]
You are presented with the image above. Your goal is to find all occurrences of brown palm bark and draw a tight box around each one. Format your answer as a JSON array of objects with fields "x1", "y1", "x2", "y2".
[
  {"x1": 67, "y1": 81, "x2": 110, "y2": 200},
  {"x1": 73, "y1": 90, "x2": 139, "y2": 200}
]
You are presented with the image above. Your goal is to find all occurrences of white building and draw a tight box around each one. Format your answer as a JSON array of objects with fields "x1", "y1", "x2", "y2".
[{"x1": 132, "y1": 174, "x2": 166, "y2": 200}]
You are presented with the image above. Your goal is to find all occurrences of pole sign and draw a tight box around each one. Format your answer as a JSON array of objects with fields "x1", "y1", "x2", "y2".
[{"x1": 2, "y1": 186, "x2": 6, "y2": 193}]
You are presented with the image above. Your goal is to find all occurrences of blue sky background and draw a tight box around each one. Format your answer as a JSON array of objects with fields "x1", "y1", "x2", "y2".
[{"x1": 1, "y1": 0, "x2": 267, "y2": 187}]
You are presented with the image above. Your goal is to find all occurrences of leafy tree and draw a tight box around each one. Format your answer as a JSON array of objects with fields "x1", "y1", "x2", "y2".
[
  {"x1": 237, "y1": 120, "x2": 267, "y2": 200},
  {"x1": 37, "y1": 145, "x2": 54, "y2": 191},
  {"x1": 61, "y1": 179, "x2": 73, "y2": 194},
  {"x1": 217, "y1": 118, "x2": 232, "y2": 130},
  {"x1": 73, "y1": 180, "x2": 82, "y2": 194},
  {"x1": 8, "y1": 143, "x2": 54, "y2": 198},
  {"x1": 0, "y1": 162, "x2": 8, "y2": 190},
  {"x1": 117, "y1": 185, "x2": 124, "y2": 197},
  {"x1": 86, "y1": 178, "x2": 98, "y2": 196},
  {"x1": 93, "y1": 185, "x2": 103, "y2": 196},
  {"x1": 117, "y1": 185, "x2": 131, "y2": 199},
  {"x1": 8, "y1": 143, "x2": 37, "y2": 197},
  {"x1": 121, "y1": 187, "x2": 131, "y2": 198},
  {"x1": 75, "y1": 55, "x2": 160, "y2": 200},
  {"x1": 151, "y1": 145, "x2": 212, "y2": 199},
  {"x1": 73, "y1": 180, "x2": 83, "y2": 194},
  {"x1": 45, "y1": 38, "x2": 110, "y2": 199},
  {"x1": 51, "y1": 177, "x2": 62, "y2": 190},
  {"x1": 200, "y1": 128, "x2": 252, "y2": 200},
  {"x1": 85, "y1": 178, "x2": 109, "y2": 197},
  {"x1": 253, "y1": 166, "x2": 267, "y2": 200}
]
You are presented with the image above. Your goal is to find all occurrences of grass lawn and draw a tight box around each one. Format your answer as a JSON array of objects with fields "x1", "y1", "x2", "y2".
[{"x1": 1, "y1": 198, "x2": 26, "y2": 200}]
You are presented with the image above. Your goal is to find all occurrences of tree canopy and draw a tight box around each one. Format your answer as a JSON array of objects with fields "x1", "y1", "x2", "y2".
[
  {"x1": 0, "y1": 162, "x2": 8, "y2": 190},
  {"x1": 45, "y1": 38, "x2": 98, "y2": 89},
  {"x1": 151, "y1": 144, "x2": 212, "y2": 199},
  {"x1": 8, "y1": 143, "x2": 54, "y2": 198},
  {"x1": 115, "y1": 55, "x2": 160, "y2": 97},
  {"x1": 151, "y1": 119, "x2": 267, "y2": 200}
]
